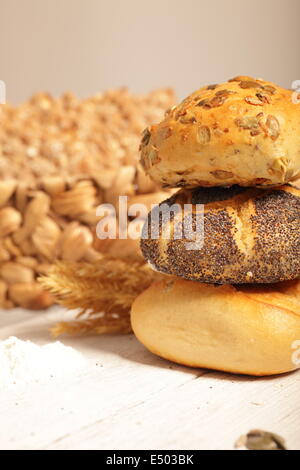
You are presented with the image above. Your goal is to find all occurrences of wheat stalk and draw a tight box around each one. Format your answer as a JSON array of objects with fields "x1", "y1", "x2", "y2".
[{"x1": 39, "y1": 254, "x2": 164, "y2": 336}]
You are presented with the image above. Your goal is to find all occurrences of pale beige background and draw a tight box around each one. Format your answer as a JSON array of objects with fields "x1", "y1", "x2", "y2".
[{"x1": 0, "y1": 0, "x2": 299, "y2": 104}]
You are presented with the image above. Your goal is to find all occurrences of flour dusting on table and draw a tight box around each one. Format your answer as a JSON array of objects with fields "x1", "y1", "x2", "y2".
[{"x1": 0, "y1": 336, "x2": 86, "y2": 387}]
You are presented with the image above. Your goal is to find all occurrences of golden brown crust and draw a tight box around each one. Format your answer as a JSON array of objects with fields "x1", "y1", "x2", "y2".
[
  {"x1": 140, "y1": 183, "x2": 300, "y2": 284},
  {"x1": 140, "y1": 77, "x2": 300, "y2": 187},
  {"x1": 131, "y1": 278, "x2": 300, "y2": 376}
]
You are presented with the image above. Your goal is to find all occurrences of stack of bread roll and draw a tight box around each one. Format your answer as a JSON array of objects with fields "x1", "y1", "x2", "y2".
[{"x1": 131, "y1": 76, "x2": 300, "y2": 376}]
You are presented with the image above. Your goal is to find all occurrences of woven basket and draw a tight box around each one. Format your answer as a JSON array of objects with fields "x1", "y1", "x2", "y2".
[{"x1": 0, "y1": 88, "x2": 175, "y2": 309}]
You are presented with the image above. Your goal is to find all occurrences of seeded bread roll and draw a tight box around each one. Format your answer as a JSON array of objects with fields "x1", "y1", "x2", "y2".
[
  {"x1": 140, "y1": 76, "x2": 300, "y2": 188},
  {"x1": 131, "y1": 278, "x2": 300, "y2": 376},
  {"x1": 141, "y1": 183, "x2": 300, "y2": 284}
]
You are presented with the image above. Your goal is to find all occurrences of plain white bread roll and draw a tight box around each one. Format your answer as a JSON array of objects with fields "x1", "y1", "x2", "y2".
[{"x1": 131, "y1": 278, "x2": 300, "y2": 376}]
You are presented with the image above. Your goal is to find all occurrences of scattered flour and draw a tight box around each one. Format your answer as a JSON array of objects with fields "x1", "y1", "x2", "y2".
[{"x1": 0, "y1": 336, "x2": 86, "y2": 387}]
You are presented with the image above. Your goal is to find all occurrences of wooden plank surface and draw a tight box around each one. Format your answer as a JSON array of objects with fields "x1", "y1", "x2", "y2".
[{"x1": 0, "y1": 307, "x2": 299, "y2": 450}]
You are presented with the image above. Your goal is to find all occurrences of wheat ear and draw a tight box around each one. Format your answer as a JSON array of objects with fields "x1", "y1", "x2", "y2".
[{"x1": 39, "y1": 254, "x2": 163, "y2": 336}]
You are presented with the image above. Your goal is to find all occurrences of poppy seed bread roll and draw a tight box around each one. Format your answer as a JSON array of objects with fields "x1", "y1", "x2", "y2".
[
  {"x1": 140, "y1": 76, "x2": 300, "y2": 188},
  {"x1": 141, "y1": 183, "x2": 300, "y2": 284},
  {"x1": 131, "y1": 278, "x2": 300, "y2": 376}
]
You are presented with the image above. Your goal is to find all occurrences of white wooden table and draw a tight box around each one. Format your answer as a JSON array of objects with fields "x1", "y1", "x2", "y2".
[{"x1": 0, "y1": 306, "x2": 299, "y2": 450}]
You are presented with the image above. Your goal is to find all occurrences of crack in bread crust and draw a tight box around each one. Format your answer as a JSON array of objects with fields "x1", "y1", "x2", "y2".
[{"x1": 229, "y1": 199, "x2": 256, "y2": 258}]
